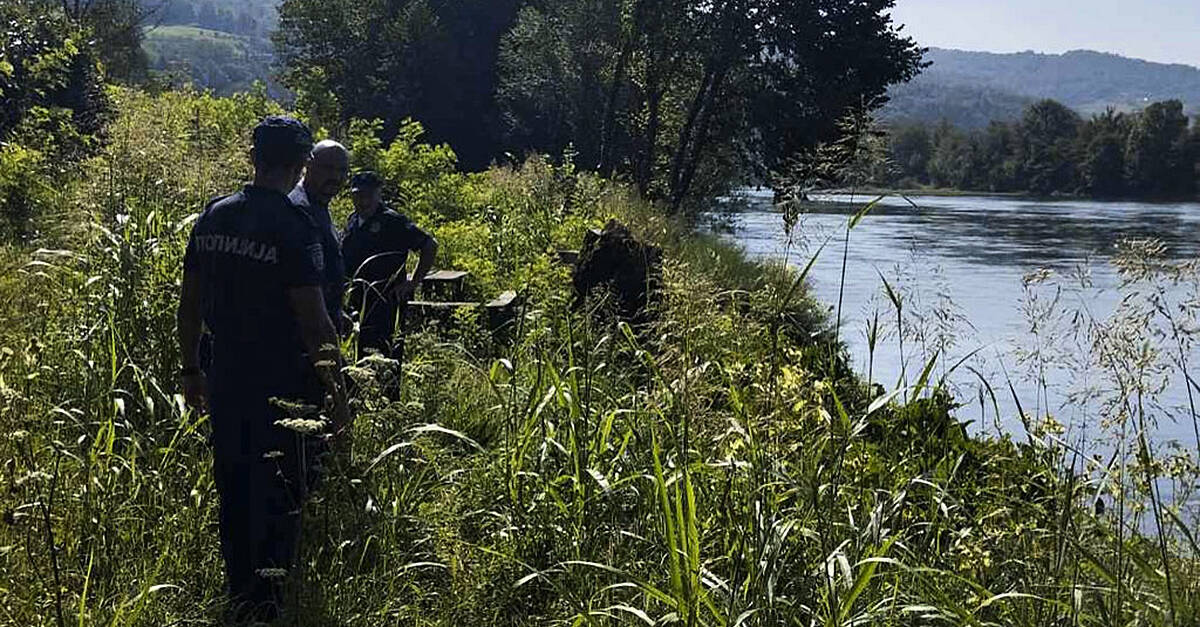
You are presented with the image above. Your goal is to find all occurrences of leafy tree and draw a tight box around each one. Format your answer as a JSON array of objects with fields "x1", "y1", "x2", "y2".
[
  {"x1": 62, "y1": 0, "x2": 150, "y2": 82},
  {"x1": 1, "y1": 0, "x2": 110, "y2": 146},
  {"x1": 1079, "y1": 109, "x2": 1130, "y2": 198},
  {"x1": 1125, "y1": 100, "x2": 1194, "y2": 198},
  {"x1": 499, "y1": 0, "x2": 923, "y2": 211},
  {"x1": 889, "y1": 124, "x2": 932, "y2": 184},
  {"x1": 498, "y1": 1, "x2": 612, "y2": 173},
  {"x1": 0, "y1": 1, "x2": 114, "y2": 240},
  {"x1": 1016, "y1": 99, "x2": 1081, "y2": 195},
  {"x1": 1192, "y1": 120, "x2": 1200, "y2": 196},
  {"x1": 881, "y1": 100, "x2": 1200, "y2": 199},
  {"x1": 974, "y1": 121, "x2": 1020, "y2": 191},
  {"x1": 275, "y1": 0, "x2": 521, "y2": 170},
  {"x1": 926, "y1": 121, "x2": 973, "y2": 189}
]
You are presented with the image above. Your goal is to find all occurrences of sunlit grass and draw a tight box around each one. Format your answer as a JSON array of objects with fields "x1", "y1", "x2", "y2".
[{"x1": 0, "y1": 88, "x2": 1197, "y2": 626}]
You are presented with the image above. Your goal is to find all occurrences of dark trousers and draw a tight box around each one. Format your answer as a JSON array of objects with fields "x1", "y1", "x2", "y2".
[
  {"x1": 208, "y1": 358, "x2": 325, "y2": 621},
  {"x1": 351, "y1": 288, "x2": 405, "y2": 361}
]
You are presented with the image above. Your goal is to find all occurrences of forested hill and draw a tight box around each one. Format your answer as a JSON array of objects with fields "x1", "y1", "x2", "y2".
[
  {"x1": 882, "y1": 47, "x2": 1200, "y2": 127},
  {"x1": 141, "y1": 0, "x2": 279, "y2": 94}
]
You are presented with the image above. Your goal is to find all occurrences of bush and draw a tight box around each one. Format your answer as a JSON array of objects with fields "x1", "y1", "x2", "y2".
[{"x1": 1, "y1": 87, "x2": 1195, "y2": 627}]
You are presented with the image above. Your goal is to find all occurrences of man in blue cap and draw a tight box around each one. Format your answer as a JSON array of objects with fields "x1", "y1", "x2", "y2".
[
  {"x1": 343, "y1": 171, "x2": 438, "y2": 359},
  {"x1": 290, "y1": 140, "x2": 350, "y2": 332},
  {"x1": 177, "y1": 116, "x2": 351, "y2": 622}
]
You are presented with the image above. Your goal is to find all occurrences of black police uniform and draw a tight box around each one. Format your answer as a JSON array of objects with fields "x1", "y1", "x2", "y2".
[
  {"x1": 343, "y1": 205, "x2": 431, "y2": 356},
  {"x1": 184, "y1": 185, "x2": 326, "y2": 613},
  {"x1": 289, "y1": 185, "x2": 347, "y2": 332}
]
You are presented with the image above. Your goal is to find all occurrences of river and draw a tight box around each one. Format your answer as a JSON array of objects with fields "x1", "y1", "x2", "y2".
[{"x1": 720, "y1": 190, "x2": 1200, "y2": 451}]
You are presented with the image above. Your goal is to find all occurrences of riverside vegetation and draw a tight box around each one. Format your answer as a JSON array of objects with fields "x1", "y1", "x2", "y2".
[
  {"x1": 880, "y1": 99, "x2": 1200, "y2": 200},
  {"x1": 1, "y1": 87, "x2": 1199, "y2": 626},
  {"x1": 4, "y1": 1, "x2": 1200, "y2": 625}
]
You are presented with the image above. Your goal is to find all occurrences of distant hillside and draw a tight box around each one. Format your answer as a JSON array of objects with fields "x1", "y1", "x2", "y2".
[
  {"x1": 882, "y1": 48, "x2": 1200, "y2": 127},
  {"x1": 880, "y1": 80, "x2": 1033, "y2": 128},
  {"x1": 141, "y1": 0, "x2": 279, "y2": 95}
]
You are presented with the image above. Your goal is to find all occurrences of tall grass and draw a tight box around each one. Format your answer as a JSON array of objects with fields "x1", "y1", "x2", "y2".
[{"x1": 0, "y1": 88, "x2": 1198, "y2": 626}]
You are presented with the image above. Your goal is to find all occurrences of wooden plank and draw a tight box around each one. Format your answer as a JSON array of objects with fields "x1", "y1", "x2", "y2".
[
  {"x1": 555, "y1": 250, "x2": 579, "y2": 266},
  {"x1": 485, "y1": 291, "x2": 518, "y2": 309},
  {"x1": 421, "y1": 269, "x2": 470, "y2": 300},
  {"x1": 407, "y1": 300, "x2": 480, "y2": 311},
  {"x1": 425, "y1": 270, "x2": 469, "y2": 282}
]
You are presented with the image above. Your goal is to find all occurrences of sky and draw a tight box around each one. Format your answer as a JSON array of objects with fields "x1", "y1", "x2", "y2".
[{"x1": 889, "y1": 0, "x2": 1200, "y2": 67}]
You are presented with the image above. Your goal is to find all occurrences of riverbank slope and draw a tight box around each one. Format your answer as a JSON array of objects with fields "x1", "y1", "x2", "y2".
[{"x1": 0, "y1": 88, "x2": 1195, "y2": 626}]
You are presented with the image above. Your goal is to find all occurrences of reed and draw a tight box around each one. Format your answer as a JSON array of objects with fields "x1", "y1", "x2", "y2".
[{"x1": 0, "y1": 88, "x2": 1197, "y2": 626}]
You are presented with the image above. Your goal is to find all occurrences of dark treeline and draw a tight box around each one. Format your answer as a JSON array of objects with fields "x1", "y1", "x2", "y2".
[
  {"x1": 884, "y1": 99, "x2": 1200, "y2": 199},
  {"x1": 6, "y1": 0, "x2": 927, "y2": 213},
  {"x1": 274, "y1": 0, "x2": 925, "y2": 211}
]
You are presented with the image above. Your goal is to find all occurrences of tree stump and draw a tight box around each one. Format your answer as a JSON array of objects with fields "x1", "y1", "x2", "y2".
[{"x1": 571, "y1": 220, "x2": 663, "y2": 324}]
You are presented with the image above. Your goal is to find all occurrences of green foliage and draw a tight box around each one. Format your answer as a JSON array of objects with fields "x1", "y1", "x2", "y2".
[
  {"x1": 271, "y1": 0, "x2": 920, "y2": 209},
  {"x1": 274, "y1": 0, "x2": 521, "y2": 170},
  {"x1": 76, "y1": 0, "x2": 150, "y2": 83},
  {"x1": 1019, "y1": 100, "x2": 1083, "y2": 195},
  {"x1": 139, "y1": 0, "x2": 279, "y2": 95},
  {"x1": 0, "y1": 1, "x2": 110, "y2": 144},
  {"x1": 1125, "y1": 100, "x2": 1197, "y2": 198},
  {"x1": 141, "y1": 25, "x2": 271, "y2": 96},
  {"x1": 0, "y1": 1, "x2": 116, "y2": 240},
  {"x1": 2, "y1": 88, "x2": 1199, "y2": 627},
  {"x1": 880, "y1": 99, "x2": 1198, "y2": 199},
  {"x1": 497, "y1": 0, "x2": 925, "y2": 212},
  {"x1": 0, "y1": 143, "x2": 50, "y2": 241}
]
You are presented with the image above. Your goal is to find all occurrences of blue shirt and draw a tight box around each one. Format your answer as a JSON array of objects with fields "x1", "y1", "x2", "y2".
[
  {"x1": 184, "y1": 185, "x2": 324, "y2": 372},
  {"x1": 289, "y1": 185, "x2": 346, "y2": 328}
]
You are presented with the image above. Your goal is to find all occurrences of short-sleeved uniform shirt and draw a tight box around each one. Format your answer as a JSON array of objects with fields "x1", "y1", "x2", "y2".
[
  {"x1": 184, "y1": 185, "x2": 324, "y2": 380},
  {"x1": 288, "y1": 185, "x2": 346, "y2": 327},
  {"x1": 342, "y1": 205, "x2": 432, "y2": 293}
]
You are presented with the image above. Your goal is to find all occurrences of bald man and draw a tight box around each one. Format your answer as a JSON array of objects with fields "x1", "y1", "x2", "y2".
[{"x1": 290, "y1": 140, "x2": 350, "y2": 331}]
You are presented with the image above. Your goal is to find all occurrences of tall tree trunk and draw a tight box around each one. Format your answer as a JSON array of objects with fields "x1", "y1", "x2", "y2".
[
  {"x1": 671, "y1": 68, "x2": 727, "y2": 213},
  {"x1": 600, "y1": 0, "x2": 642, "y2": 177},
  {"x1": 599, "y1": 35, "x2": 633, "y2": 177},
  {"x1": 638, "y1": 84, "x2": 663, "y2": 198},
  {"x1": 667, "y1": 65, "x2": 716, "y2": 205}
]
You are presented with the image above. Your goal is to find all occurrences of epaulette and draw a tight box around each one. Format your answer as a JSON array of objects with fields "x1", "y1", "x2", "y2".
[
  {"x1": 202, "y1": 193, "x2": 234, "y2": 213},
  {"x1": 285, "y1": 196, "x2": 320, "y2": 228}
]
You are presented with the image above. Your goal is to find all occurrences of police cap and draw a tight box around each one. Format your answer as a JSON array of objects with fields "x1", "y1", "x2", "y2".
[
  {"x1": 253, "y1": 116, "x2": 314, "y2": 166},
  {"x1": 350, "y1": 171, "x2": 384, "y2": 193}
]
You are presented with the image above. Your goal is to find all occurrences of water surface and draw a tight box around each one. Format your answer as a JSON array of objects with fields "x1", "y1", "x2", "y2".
[{"x1": 721, "y1": 191, "x2": 1200, "y2": 450}]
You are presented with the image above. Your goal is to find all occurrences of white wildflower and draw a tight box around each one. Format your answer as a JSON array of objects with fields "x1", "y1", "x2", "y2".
[
  {"x1": 359, "y1": 353, "x2": 400, "y2": 369},
  {"x1": 16, "y1": 471, "x2": 52, "y2": 486},
  {"x1": 255, "y1": 568, "x2": 288, "y2": 580},
  {"x1": 268, "y1": 397, "x2": 321, "y2": 418},
  {"x1": 275, "y1": 418, "x2": 329, "y2": 434}
]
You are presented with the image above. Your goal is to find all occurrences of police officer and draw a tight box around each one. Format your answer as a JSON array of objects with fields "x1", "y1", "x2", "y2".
[
  {"x1": 343, "y1": 171, "x2": 438, "y2": 358},
  {"x1": 290, "y1": 140, "x2": 350, "y2": 332},
  {"x1": 176, "y1": 116, "x2": 351, "y2": 622}
]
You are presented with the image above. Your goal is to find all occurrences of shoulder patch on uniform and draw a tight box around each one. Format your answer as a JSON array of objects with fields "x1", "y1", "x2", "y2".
[{"x1": 307, "y1": 243, "x2": 325, "y2": 272}]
